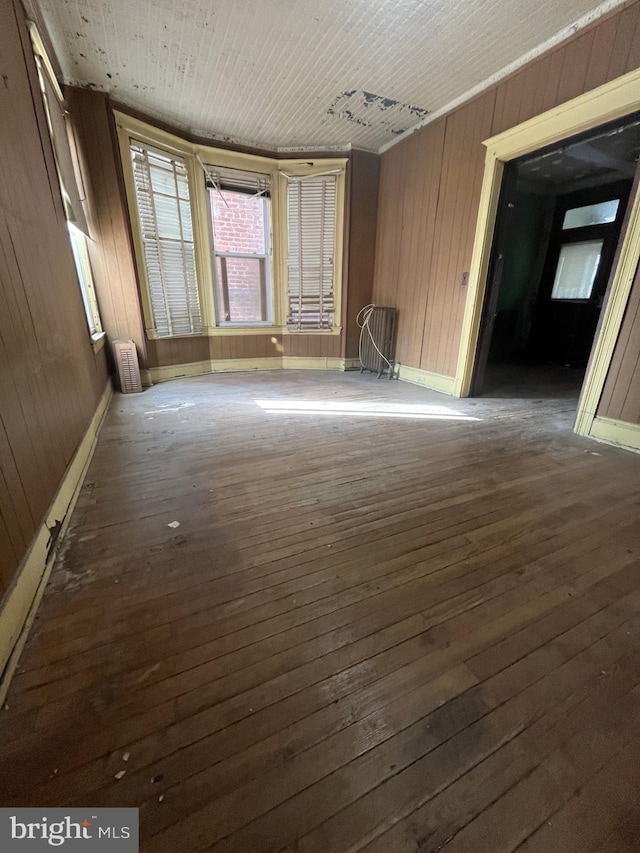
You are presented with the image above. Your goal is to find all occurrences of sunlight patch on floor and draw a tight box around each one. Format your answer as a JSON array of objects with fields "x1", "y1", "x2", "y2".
[{"x1": 254, "y1": 399, "x2": 480, "y2": 421}]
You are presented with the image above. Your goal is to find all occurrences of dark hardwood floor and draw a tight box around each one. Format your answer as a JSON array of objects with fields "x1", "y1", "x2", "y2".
[{"x1": 1, "y1": 370, "x2": 639, "y2": 852}]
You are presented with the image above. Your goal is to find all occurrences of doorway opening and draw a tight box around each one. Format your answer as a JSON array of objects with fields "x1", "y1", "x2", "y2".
[{"x1": 471, "y1": 113, "x2": 640, "y2": 401}]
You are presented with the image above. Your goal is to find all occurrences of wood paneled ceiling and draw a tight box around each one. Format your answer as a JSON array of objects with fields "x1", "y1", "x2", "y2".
[{"x1": 33, "y1": 0, "x2": 628, "y2": 152}]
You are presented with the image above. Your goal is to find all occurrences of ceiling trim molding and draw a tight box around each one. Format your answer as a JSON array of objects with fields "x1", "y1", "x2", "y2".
[
  {"x1": 378, "y1": 0, "x2": 630, "y2": 155},
  {"x1": 109, "y1": 98, "x2": 358, "y2": 159}
]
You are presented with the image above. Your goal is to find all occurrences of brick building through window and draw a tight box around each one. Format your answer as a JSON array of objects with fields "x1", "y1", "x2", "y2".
[{"x1": 209, "y1": 188, "x2": 271, "y2": 324}]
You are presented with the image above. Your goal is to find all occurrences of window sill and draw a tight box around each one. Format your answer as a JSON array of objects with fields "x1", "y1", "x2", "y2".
[
  {"x1": 145, "y1": 325, "x2": 343, "y2": 340},
  {"x1": 91, "y1": 331, "x2": 107, "y2": 354},
  {"x1": 146, "y1": 326, "x2": 284, "y2": 340},
  {"x1": 284, "y1": 327, "x2": 342, "y2": 335}
]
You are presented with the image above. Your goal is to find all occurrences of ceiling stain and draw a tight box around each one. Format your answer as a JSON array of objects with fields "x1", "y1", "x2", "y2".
[{"x1": 327, "y1": 89, "x2": 429, "y2": 136}]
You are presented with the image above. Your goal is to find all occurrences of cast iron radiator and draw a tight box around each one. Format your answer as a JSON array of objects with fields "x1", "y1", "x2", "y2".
[{"x1": 358, "y1": 305, "x2": 398, "y2": 379}]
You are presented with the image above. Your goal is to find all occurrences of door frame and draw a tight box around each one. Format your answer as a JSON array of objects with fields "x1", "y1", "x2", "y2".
[{"x1": 454, "y1": 66, "x2": 640, "y2": 442}]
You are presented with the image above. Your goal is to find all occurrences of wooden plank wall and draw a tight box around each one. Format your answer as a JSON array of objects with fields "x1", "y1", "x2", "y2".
[
  {"x1": 282, "y1": 335, "x2": 341, "y2": 359},
  {"x1": 66, "y1": 87, "x2": 147, "y2": 369},
  {"x1": 0, "y1": 0, "x2": 109, "y2": 591},
  {"x1": 373, "y1": 0, "x2": 640, "y2": 382},
  {"x1": 147, "y1": 335, "x2": 283, "y2": 368},
  {"x1": 342, "y1": 150, "x2": 380, "y2": 360},
  {"x1": 597, "y1": 259, "x2": 640, "y2": 423},
  {"x1": 146, "y1": 333, "x2": 342, "y2": 368}
]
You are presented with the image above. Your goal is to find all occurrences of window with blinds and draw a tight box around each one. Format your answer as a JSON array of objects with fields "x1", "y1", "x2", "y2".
[
  {"x1": 206, "y1": 165, "x2": 270, "y2": 197},
  {"x1": 286, "y1": 175, "x2": 337, "y2": 330},
  {"x1": 130, "y1": 143, "x2": 202, "y2": 337}
]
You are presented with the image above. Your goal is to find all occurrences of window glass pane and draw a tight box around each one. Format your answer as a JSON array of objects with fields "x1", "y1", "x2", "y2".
[
  {"x1": 68, "y1": 225, "x2": 99, "y2": 334},
  {"x1": 551, "y1": 239, "x2": 603, "y2": 300},
  {"x1": 215, "y1": 256, "x2": 266, "y2": 323},
  {"x1": 208, "y1": 183, "x2": 271, "y2": 325},
  {"x1": 209, "y1": 189, "x2": 266, "y2": 254},
  {"x1": 562, "y1": 199, "x2": 619, "y2": 229}
]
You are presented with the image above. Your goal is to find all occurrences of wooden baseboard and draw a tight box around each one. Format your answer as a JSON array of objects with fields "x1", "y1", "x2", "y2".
[
  {"x1": 396, "y1": 364, "x2": 456, "y2": 395},
  {"x1": 148, "y1": 357, "x2": 349, "y2": 383},
  {"x1": 281, "y1": 357, "x2": 345, "y2": 370},
  {"x1": 589, "y1": 416, "x2": 640, "y2": 452},
  {"x1": 0, "y1": 380, "x2": 113, "y2": 703}
]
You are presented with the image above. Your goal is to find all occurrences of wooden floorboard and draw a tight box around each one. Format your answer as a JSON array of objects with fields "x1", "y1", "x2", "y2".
[{"x1": 1, "y1": 370, "x2": 639, "y2": 852}]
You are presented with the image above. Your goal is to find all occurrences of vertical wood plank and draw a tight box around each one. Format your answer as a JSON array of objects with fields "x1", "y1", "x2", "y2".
[
  {"x1": 0, "y1": 0, "x2": 108, "y2": 584},
  {"x1": 372, "y1": 0, "x2": 640, "y2": 398}
]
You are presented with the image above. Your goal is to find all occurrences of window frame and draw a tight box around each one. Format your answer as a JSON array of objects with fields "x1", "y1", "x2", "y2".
[
  {"x1": 115, "y1": 111, "x2": 346, "y2": 340},
  {"x1": 284, "y1": 172, "x2": 339, "y2": 331},
  {"x1": 29, "y1": 23, "x2": 105, "y2": 350},
  {"x1": 68, "y1": 224, "x2": 103, "y2": 338},
  {"x1": 129, "y1": 141, "x2": 203, "y2": 337},
  {"x1": 205, "y1": 186, "x2": 274, "y2": 327},
  {"x1": 549, "y1": 238, "x2": 605, "y2": 302}
]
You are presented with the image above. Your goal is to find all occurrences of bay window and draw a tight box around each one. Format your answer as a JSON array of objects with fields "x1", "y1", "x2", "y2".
[{"x1": 116, "y1": 112, "x2": 345, "y2": 340}]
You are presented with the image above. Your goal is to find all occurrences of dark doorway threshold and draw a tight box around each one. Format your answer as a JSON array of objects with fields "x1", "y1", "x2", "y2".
[{"x1": 480, "y1": 358, "x2": 586, "y2": 401}]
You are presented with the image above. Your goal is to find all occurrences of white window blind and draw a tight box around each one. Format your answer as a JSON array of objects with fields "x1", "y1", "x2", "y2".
[
  {"x1": 206, "y1": 165, "x2": 270, "y2": 197},
  {"x1": 131, "y1": 143, "x2": 202, "y2": 337},
  {"x1": 286, "y1": 176, "x2": 337, "y2": 330}
]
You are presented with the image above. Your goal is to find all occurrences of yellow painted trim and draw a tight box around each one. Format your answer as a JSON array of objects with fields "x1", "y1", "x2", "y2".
[
  {"x1": 148, "y1": 356, "x2": 349, "y2": 383},
  {"x1": 589, "y1": 416, "x2": 640, "y2": 452},
  {"x1": 343, "y1": 357, "x2": 361, "y2": 370},
  {"x1": 188, "y1": 150, "x2": 216, "y2": 333},
  {"x1": 29, "y1": 24, "x2": 105, "y2": 339},
  {"x1": 281, "y1": 357, "x2": 345, "y2": 370},
  {"x1": 283, "y1": 327, "x2": 342, "y2": 336},
  {"x1": 397, "y1": 364, "x2": 456, "y2": 395},
  {"x1": 145, "y1": 325, "x2": 288, "y2": 340},
  {"x1": 0, "y1": 381, "x2": 113, "y2": 702},
  {"x1": 27, "y1": 22, "x2": 63, "y2": 102},
  {"x1": 485, "y1": 67, "x2": 640, "y2": 162},
  {"x1": 72, "y1": 227, "x2": 103, "y2": 336},
  {"x1": 91, "y1": 331, "x2": 106, "y2": 353},
  {"x1": 576, "y1": 184, "x2": 640, "y2": 436},
  {"x1": 148, "y1": 360, "x2": 220, "y2": 383},
  {"x1": 116, "y1": 122, "x2": 159, "y2": 336},
  {"x1": 455, "y1": 67, "x2": 640, "y2": 448},
  {"x1": 276, "y1": 167, "x2": 346, "y2": 334},
  {"x1": 149, "y1": 358, "x2": 285, "y2": 383},
  {"x1": 454, "y1": 149, "x2": 504, "y2": 397}
]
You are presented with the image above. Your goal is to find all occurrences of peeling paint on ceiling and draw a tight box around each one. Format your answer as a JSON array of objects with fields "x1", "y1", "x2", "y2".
[
  {"x1": 327, "y1": 90, "x2": 429, "y2": 136},
  {"x1": 33, "y1": 0, "x2": 628, "y2": 152}
]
